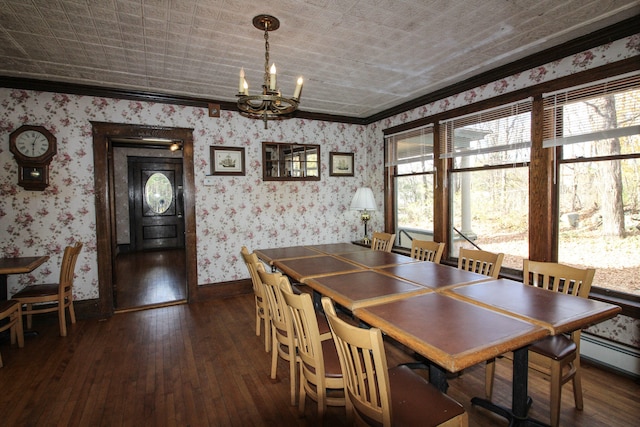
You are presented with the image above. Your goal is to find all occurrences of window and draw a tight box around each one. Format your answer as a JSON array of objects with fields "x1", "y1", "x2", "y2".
[
  {"x1": 544, "y1": 72, "x2": 640, "y2": 296},
  {"x1": 440, "y1": 99, "x2": 532, "y2": 269},
  {"x1": 386, "y1": 125, "x2": 435, "y2": 249}
]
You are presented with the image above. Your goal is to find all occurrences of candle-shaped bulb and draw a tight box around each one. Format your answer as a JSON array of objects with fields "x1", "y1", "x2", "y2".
[
  {"x1": 243, "y1": 79, "x2": 249, "y2": 95},
  {"x1": 293, "y1": 77, "x2": 304, "y2": 99},
  {"x1": 269, "y1": 63, "x2": 277, "y2": 90},
  {"x1": 239, "y1": 68, "x2": 245, "y2": 94}
]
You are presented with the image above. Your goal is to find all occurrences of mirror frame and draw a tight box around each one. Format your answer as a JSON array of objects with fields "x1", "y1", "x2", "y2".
[{"x1": 262, "y1": 141, "x2": 321, "y2": 181}]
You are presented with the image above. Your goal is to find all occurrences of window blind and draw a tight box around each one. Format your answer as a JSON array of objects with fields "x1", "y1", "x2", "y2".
[
  {"x1": 439, "y1": 98, "x2": 532, "y2": 166},
  {"x1": 542, "y1": 71, "x2": 640, "y2": 148},
  {"x1": 385, "y1": 124, "x2": 434, "y2": 168}
]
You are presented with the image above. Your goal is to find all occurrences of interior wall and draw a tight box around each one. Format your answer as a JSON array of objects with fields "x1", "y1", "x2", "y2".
[
  {"x1": 0, "y1": 97, "x2": 377, "y2": 301},
  {"x1": 0, "y1": 31, "x2": 637, "y2": 348}
]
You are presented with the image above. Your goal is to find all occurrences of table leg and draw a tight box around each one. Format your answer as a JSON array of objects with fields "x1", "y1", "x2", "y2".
[
  {"x1": 1, "y1": 273, "x2": 8, "y2": 301},
  {"x1": 312, "y1": 290, "x2": 322, "y2": 311},
  {"x1": 429, "y1": 363, "x2": 449, "y2": 393},
  {"x1": 471, "y1": 347, "x2": 549, "y2": 427}
]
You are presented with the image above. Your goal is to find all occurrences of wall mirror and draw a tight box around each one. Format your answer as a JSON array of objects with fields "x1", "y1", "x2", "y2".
[{"x1": 262, "y1": 142, "x2": 321, "y2": 181}]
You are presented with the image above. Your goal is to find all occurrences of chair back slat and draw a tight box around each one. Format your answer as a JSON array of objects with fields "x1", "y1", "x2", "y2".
[
  {"x1": 524, "y1": 260, "x2": 595, "y2": 298},
  {"x1": 241, "y1": 247, "x2": 266, "y2": 297},
  {"x1": 259, "y1": 270, "x2": 294, "y2": 332},
  {"x1": 458, "y1": 247, "x2": 504, "y2": 279},
  {"x1": 281, "y1": 286, "x2": 320, "y2": 372},
  {"x1": 59, "y1": 242, "x2": 82, "y2": 297},
  {"x1": 371, "y1": 232, "x2": 395, "y2": 252},
  {"x1": 410, "y1": 240, "x2": 445, "y2": 263}
]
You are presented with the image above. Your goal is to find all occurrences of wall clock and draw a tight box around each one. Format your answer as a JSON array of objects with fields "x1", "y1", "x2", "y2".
[{"x1": 9, "y1": 125, "x2": 57, "y2": 190}]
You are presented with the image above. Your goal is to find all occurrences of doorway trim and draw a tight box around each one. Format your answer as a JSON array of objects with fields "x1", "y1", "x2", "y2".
[{"x1": 91, "y1": 122, "x2": 196, "y2": 317}]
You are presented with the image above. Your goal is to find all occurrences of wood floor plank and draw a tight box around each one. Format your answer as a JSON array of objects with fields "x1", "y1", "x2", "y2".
[{"x1": 0, "y1": 294, "x2": 638, "y2": 426}]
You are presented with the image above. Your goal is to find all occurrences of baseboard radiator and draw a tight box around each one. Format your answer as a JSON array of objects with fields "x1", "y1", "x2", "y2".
[{"x1": 581, "y1": 333, "x2": 640, "y2": 379}]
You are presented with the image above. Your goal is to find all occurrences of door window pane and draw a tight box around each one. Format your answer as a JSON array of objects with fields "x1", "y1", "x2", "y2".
[{"x1": 145, "y1": 172, "x2": 173, "y2": 214}]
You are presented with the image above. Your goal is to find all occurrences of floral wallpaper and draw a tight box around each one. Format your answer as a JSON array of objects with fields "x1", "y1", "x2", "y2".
[
  {"x1": 1, "y1": 33, "x2": 638, "y2": 348},
  {"x1": 0, "y1": 95, "x2": 377, "y2": 299}
]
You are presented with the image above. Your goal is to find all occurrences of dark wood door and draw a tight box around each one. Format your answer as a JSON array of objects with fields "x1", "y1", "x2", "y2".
[{"x1": 128, "y1": 157, "x2": 185, "y2": 251}]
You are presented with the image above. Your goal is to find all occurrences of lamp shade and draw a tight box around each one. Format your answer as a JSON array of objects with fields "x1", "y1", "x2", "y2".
[{"x1": 350, "y1": 187, "x2": 377, "y2": 211}]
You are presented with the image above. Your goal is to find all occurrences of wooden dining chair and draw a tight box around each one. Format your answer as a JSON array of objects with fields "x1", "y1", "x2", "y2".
[
  {"x1": 457, "y1": 247, "x2": 504, "y2": 279},
  {"x1": 0, "y1": 300, "x2": 24, "y2": 368},
  {"x1": 281, "y1": 284, "x2": 344, "y2": 420},
  {"x1": 321, "y1": 297, "x2": 468, "y2": 427},
  {"x1": 371, "y1": 232, "x2": 395, "y2": 252},
  {"x1": 485, "y1": 260, "x2": 596, "y2": 427},
  {"x1": 411, "y1": 239, "x2": 445, "y2": 263},
  {"x1": 258, "y1": 269, "x2": 298, "y2": 405},
  {"x1": 240, "y1": 246, "x2": 271, "y2": 352},
  {"x1": 12, "y1": 242, "x2": 82, "y2": 337}
]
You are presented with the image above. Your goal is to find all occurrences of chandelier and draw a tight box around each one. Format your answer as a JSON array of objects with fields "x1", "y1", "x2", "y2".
[{"x1": 237, "y1": 15, "x2": 303, "y2": 129}]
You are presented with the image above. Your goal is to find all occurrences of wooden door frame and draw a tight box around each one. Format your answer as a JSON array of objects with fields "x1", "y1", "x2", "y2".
[{"x1": 92, "y1": 122, "x2": 196, "y2": 317}]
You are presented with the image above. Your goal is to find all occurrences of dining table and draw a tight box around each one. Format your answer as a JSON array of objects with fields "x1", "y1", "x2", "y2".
[
  {"x1": 333, "y1": 249, "x2": 422, "y2": 269},
  {"x1": 253, "y1": 246, "x2": 321, "y2": 266},
  {"x1": 356, "y1": 279, "x2": 621, "y2": 426},
  {"x1": 254, "y1": 243, "x2": 622, "y2": 426},
  {"x1": 376, "y1": 260, "x2": 492, "y2": 291},
  {"x1": 273, "y1": 254, "x2": 365, "y2": 282},
  {"x1": 305, "y1": 242, "x2": 372, "y2": 255},
  {"x1": 303, "y1": 270, "x2": 431, "y2": 310},
  {"x1": 0, "y1": 255, "x2": 49, "y2": 301}
]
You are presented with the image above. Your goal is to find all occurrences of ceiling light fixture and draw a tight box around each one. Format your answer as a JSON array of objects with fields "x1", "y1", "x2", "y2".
[{"x1": 237, "y1": 15, "x2": 303, "y2": 129}]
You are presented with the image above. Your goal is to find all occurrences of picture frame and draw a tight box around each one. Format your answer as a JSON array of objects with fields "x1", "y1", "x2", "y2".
[
  {"x1": 208, "y1": 103, "x2": 221, "y2": 118},
  {"x1": 329, "y1": 152, "x2": 354, "y2": 176},
  {"x1": 211, "y1": 146, "x2": 245, "y2": 175}
]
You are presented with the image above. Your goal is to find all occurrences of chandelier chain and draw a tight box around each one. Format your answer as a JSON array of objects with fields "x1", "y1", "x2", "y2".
[{"x1": 264, "y1": 25, "x2": 270, "y2": 89}]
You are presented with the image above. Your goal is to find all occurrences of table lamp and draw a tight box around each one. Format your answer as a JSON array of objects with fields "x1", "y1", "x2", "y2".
[{"x1": 350, "y1": 187, "x2": 377, "y2": 244}]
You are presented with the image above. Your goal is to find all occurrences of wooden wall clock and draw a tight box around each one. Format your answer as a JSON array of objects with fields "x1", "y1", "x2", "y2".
[{"x1": 9, "y1": 125, "x2": 57, "y2": 190}]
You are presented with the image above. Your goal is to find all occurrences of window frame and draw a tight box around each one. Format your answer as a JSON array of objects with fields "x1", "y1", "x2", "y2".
[{"x1": 383, "y1": 59, "x2": 640, "y2": 309}]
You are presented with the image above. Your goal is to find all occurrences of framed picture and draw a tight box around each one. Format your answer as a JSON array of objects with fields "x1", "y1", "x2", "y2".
[
  {"x1": 211, "y1": 146, "x2": 245, "y2": 175},
  {"x1": 329, "y1": 152, "x2": 354, "y2": 176}
]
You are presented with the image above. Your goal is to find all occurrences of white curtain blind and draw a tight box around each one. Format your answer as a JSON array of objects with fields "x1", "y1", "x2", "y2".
[
  {"x1": 439, "y1": 98, "x2": 532, "y2": 165},
  {"x1": 542, "y1": 72, "x2": 640, "y2": 148},
  {"x1": 385, "y1": 124, "x2": 434, "y2": 168}
]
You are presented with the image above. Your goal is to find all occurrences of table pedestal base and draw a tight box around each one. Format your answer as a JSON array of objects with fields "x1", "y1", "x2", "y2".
[
  {"x1": 471, "y1": 396, "x2": 548, "y2": 427},
  {"x1": 472, "y1": 347, "x2": 549, "y2": 427}
]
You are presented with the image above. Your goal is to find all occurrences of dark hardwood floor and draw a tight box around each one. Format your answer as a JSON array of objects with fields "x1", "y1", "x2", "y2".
[
  {"x1": 114, "y1": 248, "x2": 187, "y2": 311},
  {"x1": 0, "y1": 293, "x2": 638, "y2": 426}
]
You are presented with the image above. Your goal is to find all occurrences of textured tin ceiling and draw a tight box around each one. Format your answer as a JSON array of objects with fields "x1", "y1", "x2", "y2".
[{"x1": 0, "y1": 0, "x2": 638, "y2": 118}]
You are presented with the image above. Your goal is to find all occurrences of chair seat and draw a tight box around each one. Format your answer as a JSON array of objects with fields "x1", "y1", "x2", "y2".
[
  {"x1": 316, "y1": 311, "x2": 331, "y2": 335},
  {"x1": 12, "y1": 283, "x2": 59, "y2": 299},
  {"x1": 300, "y1": 338, "x2": 343, "y2": 378},
  {"x1": 529, "y1": 334, "x2": 576, "y2": 360},
  {"x1": 0, "y1": 300, "x2": 21, "y2": 317},
  {"x1": 321, "y1": 339, "x2": 342, "y2": 378},
  {"x1": 388, "y1": 365, "x2": 466, "y2": 427}
]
